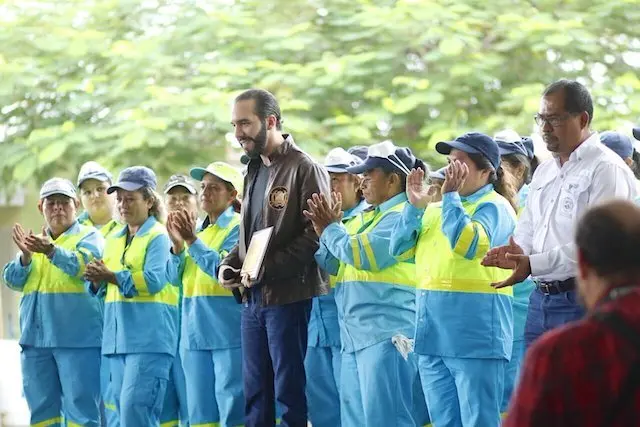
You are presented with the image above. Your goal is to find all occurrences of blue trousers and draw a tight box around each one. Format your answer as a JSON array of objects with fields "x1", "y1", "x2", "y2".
[
  {"x1": 340, "y1": 340, "x2": 418, "y2": 427},
  {"x1": 99, "y1": 354, "x2": 119, "y2": 427},
  {"x1": 304, "y1": 345, "x2": 341, "y2": 427},
  {"x1": 418, "y1": 355, "x2": 505, "y2": 427},
  {"x1": 524, "y1": 288, "x2": 585, "y2": 349},
  {"x1": 241, "y1": 295, "x2": 311, "y2": 427},
  {"x1": 109, "y1": 353, "x2": 173, "y2": 427},
  {"x1": 182, "y1": 348, "x2": 244, "y2": 427},
  {"x1": 160, "y1": 352, "x2": 189, "y2": 427},
  {"x1": 501, "y1": 339, "x2": 525, "y2": 413},
  {"x1": 21, "y1": 346, "x2": 101, "y2": 427}
]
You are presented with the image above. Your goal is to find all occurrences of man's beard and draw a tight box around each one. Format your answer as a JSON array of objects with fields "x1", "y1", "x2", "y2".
[{"x1": 245, "y1": 123, "x2": 267, "y2": 159}]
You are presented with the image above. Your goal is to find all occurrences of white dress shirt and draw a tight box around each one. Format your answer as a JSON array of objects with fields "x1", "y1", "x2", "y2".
[{"x1": 514, "y1": 132, "x2": 638, "y2": 281}]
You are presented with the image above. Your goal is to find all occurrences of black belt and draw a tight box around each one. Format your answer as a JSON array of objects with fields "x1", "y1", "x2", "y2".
[{"x1": 535, "y1": 278, "x2": 576, "y2": 295}]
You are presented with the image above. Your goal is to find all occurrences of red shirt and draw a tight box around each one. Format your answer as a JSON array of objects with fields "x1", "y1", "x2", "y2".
[{"x1": 503, "y1": 287, "x2": 640, "y2": 427}]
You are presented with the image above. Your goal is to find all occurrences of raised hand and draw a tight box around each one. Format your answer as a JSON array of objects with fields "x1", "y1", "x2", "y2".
[
  {"x1": 84, "y1": 259, "x2": 116, "y2": 284},
  {"x1": 441, "y1": 160, "x2": 469, "y2": 194},
  {"x1": 173, "y1": 209, "x2": 197, "y2": 244},
  {"x1": 406, "y1": 168, "x2": 431, "y2": 209},
  {"x1": 481, "y1": 236, "x2": 531, "y2": 288},
  {"x1": 303, "y1": 193, "x2": 342, "y2": 236},
  {"x1": 166, "y1": 212, "x2": 185, "y2": 254},
  {"x1": 24, "y1": 226, "x2": 54, "y2": 256},
  {"x1": 12, "y1": 224, "x2": 32, "y2": 265}
]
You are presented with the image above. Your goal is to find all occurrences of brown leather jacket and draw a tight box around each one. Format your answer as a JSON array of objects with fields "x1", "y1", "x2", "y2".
[{"x1": 221, "y1": 135, "x2": 331, "y2": 306}]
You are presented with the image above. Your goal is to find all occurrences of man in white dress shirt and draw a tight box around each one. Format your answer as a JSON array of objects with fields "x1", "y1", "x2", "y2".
[{"x1": 482, "y1": 79, "x2": 637, "y2": 348}]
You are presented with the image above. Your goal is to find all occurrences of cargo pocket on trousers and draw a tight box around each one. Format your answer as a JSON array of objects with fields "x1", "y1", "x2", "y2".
[{"x1": 131, "y1": 374, "x2": 168, "y2": 415}]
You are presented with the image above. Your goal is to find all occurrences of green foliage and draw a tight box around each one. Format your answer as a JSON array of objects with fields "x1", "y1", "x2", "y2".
[{"x1": 1, "y1": 0, "x2": 639, "y2": 184}]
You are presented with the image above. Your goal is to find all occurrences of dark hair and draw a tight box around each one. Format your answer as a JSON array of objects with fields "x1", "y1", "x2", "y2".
[
  {"x1": 501, "y1": 153, "x2": 532, "y2": 186},
  {"x1": 530, "y1": 155, "x2": 540, "y2": 175},
  {"x1": 576, "y1": 201, "x2": 640, "y2": 280},
  {"x1": 235, "y1": 89, "x2": 283, "y2": 130},
  {"x1": 631, "y1": 150, "x2": 640, "y2": 180},
  {"x1": 222, "y1": 180, "x2": 242, "y2": 213},
  {"x1": 543, "y1": 79, "x2": 594, "y2": 124},
  {"x1": 468, "y1": 153, "x2": 519, "y2": 212}
]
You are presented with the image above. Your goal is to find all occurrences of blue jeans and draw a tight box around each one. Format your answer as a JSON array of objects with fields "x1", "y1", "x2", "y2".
[
  {"x1": 524, "y1": 288, "x2": 585, "y2": 349},
  {"x1": 241, "y1": 290, "x2": 312, "y2": 427}
]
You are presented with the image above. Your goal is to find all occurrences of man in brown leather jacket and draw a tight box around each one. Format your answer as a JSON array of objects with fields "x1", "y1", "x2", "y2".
[{"x1": 220, "y1": 88, "x2": 330, "y2": 427}]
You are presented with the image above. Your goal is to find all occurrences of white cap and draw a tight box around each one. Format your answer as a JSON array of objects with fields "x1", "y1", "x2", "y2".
[
  {"x1": 494, "y1": 129, "x2": 521, "y2": 144},
  {"x1": 324, "y1": 148, "x2": 362, "y2": 173},
  {"x1": 77, "y1": 161, "x2": 113, "y2": 187},
  {"x1": 40, "y1": 178, "x2": 77, "y2": 200}
]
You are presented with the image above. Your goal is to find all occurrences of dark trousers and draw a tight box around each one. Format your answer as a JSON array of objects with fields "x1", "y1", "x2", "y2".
[
  {"x1": 241, "y1": 290, "x2": 312, "y2": 427},
  {"x1": 524, "y1": 287, "x2": 586, "y2": 350}
]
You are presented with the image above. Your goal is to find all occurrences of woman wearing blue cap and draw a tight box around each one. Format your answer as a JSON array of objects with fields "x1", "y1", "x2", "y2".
[
  {"x1": 494, "y1": 131, "x2": 537, "y2": 415},
  {"x1": 84, "y1": 166, "x2": 179, "y2": 427},
  {"x1": 600, "y1": 131, "x2": 640, "y2": 190},
  {"x1": 166, "y1": 162, "x2": 244, "y2": 427},
  {"x1": 76, "y1": 160, "x2": 120, "y2": 427},
  {"x1": 3, "y1": 178, "x2": 105, "y2": 427},
  {"x1": 391, "y1": 132, "x2": 518, "y2": 427},
  {"x1": 303, "y1": 147, "x2": 370, "y2": 427},
  {"x1": 305, "y1": 141, "x2": 429, "y2": 427}
]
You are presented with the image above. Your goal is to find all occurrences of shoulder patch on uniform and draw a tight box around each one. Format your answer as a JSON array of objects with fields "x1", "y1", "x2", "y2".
[{"x1": 268, "y1": 186, "x2": 288, "y2": 210}]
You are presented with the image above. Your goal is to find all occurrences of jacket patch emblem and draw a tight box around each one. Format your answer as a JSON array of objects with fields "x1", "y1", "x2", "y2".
[{"x1": 268, "y1": 186, "x2": 288, "y2": 210}]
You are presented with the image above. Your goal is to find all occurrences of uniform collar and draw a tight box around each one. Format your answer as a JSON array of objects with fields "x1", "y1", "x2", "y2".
[
  {"x1": 343, "y1": 199, "x2": 370, "y2": 220},
  {"x1": 377, "y1": 192, "x2": 407, "y2": 213},
  {"x1": 200, "y1": 205, "x2": 236, "y2": 231},
  {"x1": 460, "y1": 183, "x2": 493, "y2": 203},
  {"x1": 553, "y1": 132, "x2": 599, "y2": 167},
  {"x1": 115, "y1": 215, "x2": 158, "y2": 237},
  {"x1": 48, "y1": 220, "x2": 81, "y2": 240}
]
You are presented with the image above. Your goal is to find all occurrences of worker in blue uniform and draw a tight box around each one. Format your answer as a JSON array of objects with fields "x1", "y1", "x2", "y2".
[
  {"x1": 305, "y1": 147, "x2": 369, "y2": 427},
  {"x1": 166, "y1": 163, "x2": 245, "y2": 427},
  {"x1": 85, "y1": 166, "x2": 179, "y2": 427},
  {"x1": 3, "y1": 178, "x2": 104, "y2": 427},
  {"x1": 494, "y1": 131, "x2": 537, "y2": 414},
  {"x1": 161, "y1": 174, "x2": 201, "y2": 427},
  {"x1": 391, "y1": 132, "x2": 517, "y2": 427},
  {"x1": 305, "y1": 141, "x2": 428, "y2": 427},
  {"x1": 76, "y1": 161, "x2": 119, "y2": 427}
]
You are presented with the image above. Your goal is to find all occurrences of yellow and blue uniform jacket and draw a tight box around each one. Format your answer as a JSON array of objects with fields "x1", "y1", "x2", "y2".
[
  {"x1": 90, "y1": 216, "x2": 178, "y2": 356},
  {"x1": 311, "y1": 199, "x2": 369, "y2": 349},
  {"x1": 316, "y1": 193, "x2": 416, "y2": 353},
  {"x1": 166, "y1": 206, "x2": 241, "y2": 350},
  {"x1": 391, "y1": 184, "x2": 515, "y2": 359},
  {"x1": 3, "y1": 221, "x2": 104, "y2": 348},
  {"x1": 77, "y1": 211, "x2": 120, "y2": 239},
  {"x1": 513, "y1": 184, "x2": 535, "y2": 341}
]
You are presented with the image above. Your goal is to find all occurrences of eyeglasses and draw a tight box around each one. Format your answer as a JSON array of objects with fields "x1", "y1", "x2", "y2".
[{"x1": 534, "y1": 113, "x2": 575, "y2": 128}]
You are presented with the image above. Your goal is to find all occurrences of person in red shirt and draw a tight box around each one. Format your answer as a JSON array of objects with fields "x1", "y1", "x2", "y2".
[{"x1": 503, "y1": 200, "x2": 640, "y2": 427}]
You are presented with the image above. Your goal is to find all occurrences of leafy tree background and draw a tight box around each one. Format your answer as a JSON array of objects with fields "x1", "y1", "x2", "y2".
[{"x1": 1, "y1": 0, "x2": 639, "y2": 189}]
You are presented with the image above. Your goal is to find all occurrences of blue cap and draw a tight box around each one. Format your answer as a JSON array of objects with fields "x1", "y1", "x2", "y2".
[
  {"x1": 40, "y1": 178, "x2": 77, "y2": 200},
  {"x1": 429, "y1": 167, "x2": 447, "y2": 181},
  {"x1": 521, "y1": 137, "x2": 535, "y2": 159},
  {"x1": 347, "y1": 146, "x2": 369, "y2": 162},
  {"x1": 436, "y1": 132, "x2": 500, "y2": 170},
  {"x1": 107, "y1": 166, "x2": 157, "y2": 194},
  {"x1": 601, "y1": 131, "x2": 633, "y2": 159},
  {"x1": 633, "y1": 127, "x2": 640, "y2": 142},
  {"x1": 346, "y1": 141, "x2": 417, "y2": 176},
  {"x1": 77, "y1": 161, "x2": 112, "y2": 187}
]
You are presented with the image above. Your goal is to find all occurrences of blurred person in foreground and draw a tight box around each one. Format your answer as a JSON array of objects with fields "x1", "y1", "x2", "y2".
[
  {"x1": 3, "y1": 178, "x2": 104, "y2": 426},
  {"x1": 504, "y1": 200, "x2": 640, "y2": 427}
]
